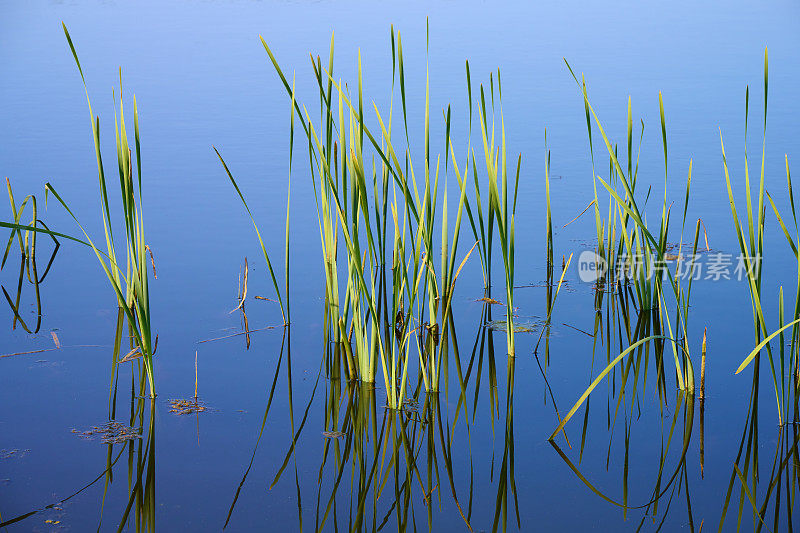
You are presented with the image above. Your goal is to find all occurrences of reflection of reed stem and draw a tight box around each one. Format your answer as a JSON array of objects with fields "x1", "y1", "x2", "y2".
[
  {"x1": 699, "y1": 328, "x2": 706, "y2": 478},
  {"x1": 699, "y1": 327, "x2": 706, "y2": 399},
  {"x1": 699, "y1": 395, "x2": 705, "y2": 478}
]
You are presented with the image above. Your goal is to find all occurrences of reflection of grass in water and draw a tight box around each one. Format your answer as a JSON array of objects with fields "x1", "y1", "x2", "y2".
[
  {"x1": 224, "y1": 326, "x2": 495, "y2": 532},
  {"x1": 550, "y1": 390, "x2": 697, "y2": 527},
  {"x1": 312, "y1": 383, "x2": 478, "y2": 531},
  {"x1": 1, "y1": 179, "x2": 60, "y2": 335},
  {"x1": 719, "y1": 372, "x2": 800, "y2": 531},
  {"x1": 0, "y1": 314, "x2": 156, "y2": 529}
]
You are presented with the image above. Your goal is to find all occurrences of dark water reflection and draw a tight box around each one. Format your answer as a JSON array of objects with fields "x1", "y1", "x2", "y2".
[
  {"x1": 3, "y1": 1, "x2": 800, "y2": 532},
  {"x1": 1, "y1": 286, "x2": 790, "y2": 531}
]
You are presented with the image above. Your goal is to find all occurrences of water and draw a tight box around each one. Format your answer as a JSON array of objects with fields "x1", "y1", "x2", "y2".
[{"x1": 2, "y1": 1, "x2": 800, "y2": 530}]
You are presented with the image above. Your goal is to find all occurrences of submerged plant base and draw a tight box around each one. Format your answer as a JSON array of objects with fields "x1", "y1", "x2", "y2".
[
  {"x1": 168, "y1": 398, "x2": 208, "y2": 415},
  {"x1": 382, "y1": 397, "x2": 420, "y2": 418},
  {"x1": 71, "y1": 422, "x2": 142, "y2": 444}
]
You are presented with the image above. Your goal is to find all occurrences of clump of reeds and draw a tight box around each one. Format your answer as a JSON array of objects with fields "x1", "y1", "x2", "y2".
[
  {"x1": 216, "y1": 23, "x2": 522, "y2": 410},
  {"x1": 568, "y1": 61, "x2": 705, "y2": 391},
  {"x1": 476, "y1": 71, "x2": 521, "y2": 357},
  {"x1": 1, "y1": 26, "x2": 157, "y2": 396},
  {"x1": 550, "y1": 61, "x2": 714, "y2": 440},
  {"x1": 3, "y1": 25, "x2": 158, "y2": 397},
  {"x1": 55, "y1": 24, "x2": 157, "y2": 396},
  {"x1": 729, "y1": 48, "x2": 800, "y2": 426}
]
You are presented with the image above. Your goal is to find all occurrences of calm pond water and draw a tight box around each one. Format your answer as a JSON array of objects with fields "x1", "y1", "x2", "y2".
[{"x1": 2, "y1": 1, "x2": 800, "y2": 531}]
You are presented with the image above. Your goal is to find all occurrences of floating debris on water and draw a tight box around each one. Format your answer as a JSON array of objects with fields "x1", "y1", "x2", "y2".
[
  {"x1": 32, "y1": 360, "x2": 65, "y2": 369},
  {"x1": 401, "y1": 397, "x2": 419, "y2": 414},
  {"x1": 476, "y1": 296, "x2": 503, "y2": 305},
  {"x1": 666, "y1": 238, "x2": 713, "y2": 255},
  {"x1": 168, "y1": 398, "x2": 208, "y2": 415},
  {"x1": 517, "y1": 280, "x2": 576, "y2": 293},
  {"x1": 486, "y1": 319, "x2": 541, "y2": 333},
  {"x1": 322, "y1": 431, "x2": 345, "y2": 439},
  {"x1": 71, "y1": 422, "x2": 142, "y2": 444},
  {"x1": 0, "y1": 448, "x2": 30, "y2": 459}
]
